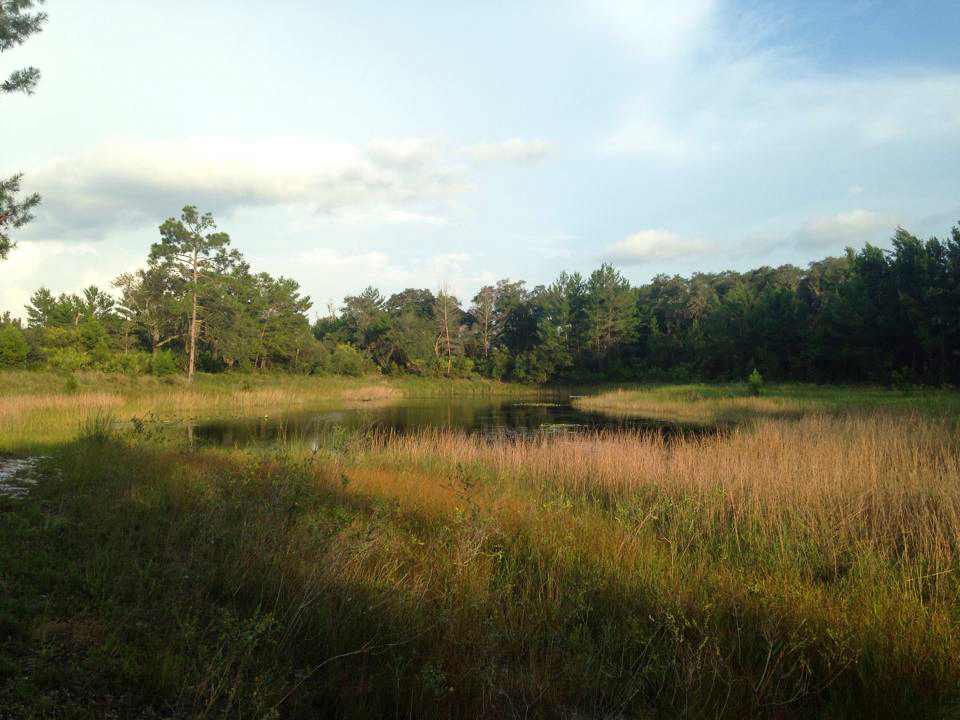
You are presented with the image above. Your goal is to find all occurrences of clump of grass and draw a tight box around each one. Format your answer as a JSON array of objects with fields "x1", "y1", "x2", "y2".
[
  {"x1": 62, "y1": 373, "x2": 79, "y2": 394},
  {"x1": 79, "y1": 410, "x2": 116, "y2": 443}
]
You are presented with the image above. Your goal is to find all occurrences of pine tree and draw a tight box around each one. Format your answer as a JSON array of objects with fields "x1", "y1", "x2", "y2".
[{"x1": 1, "y1": 0, "x2": 47, "y2": 259}]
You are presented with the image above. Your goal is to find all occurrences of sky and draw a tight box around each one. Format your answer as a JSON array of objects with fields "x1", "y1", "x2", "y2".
[{"x1": 3, "y1": 0, "x2": 960, "y2": 317}]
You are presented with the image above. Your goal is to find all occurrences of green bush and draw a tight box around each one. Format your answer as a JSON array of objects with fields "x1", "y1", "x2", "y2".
[
  {"x1": 150, "y1": 349, "x2": 180, "y2": 377},
  {"x1": 0, "y1": 324, "x2": 28, "y2": 368},
  {"x1": 748, "y1": 368, "x2": 764, "y2": 396},
  {"x1": 47, "y1": 346, "x2": 92, "y2": 372},
  {"x1": 62, "y1": 373, "x2": 79, "y2": 394},
  {"x1": 329, "y1": 343, "x2": 377, "y2": 376},
  {"x1": 104, "y1": 351, "x2": 152, "y2": 375}
]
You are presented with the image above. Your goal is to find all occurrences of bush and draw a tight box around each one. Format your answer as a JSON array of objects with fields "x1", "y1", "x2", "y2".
[
  {"x1": 312, "y1": 343, "x2": 377, "y2": 376},
  {"x1": 0, "y1": 324, "x2": 28, "y2": 368},
  {"x1": 747, "y1": 368, "x2": 764, "y2": 396},
  {"x1": 62, "y1": 374, "x2": 79, "y2": 394},
  {"x1": 330, "y1": 343, "x2": 377, "y2": 376},
  {"x1": 150, "y1": 349, "x2": 180, "y2": 377},
  {"x1": 104, "y1": 351, "x2": 152, "y2": 375},
  {"x1": 890, "y1": 367, "x2": 916, "y2": 392},
  {"x1": 47, "y1": 346, "x2": 92, "y2": 372}
]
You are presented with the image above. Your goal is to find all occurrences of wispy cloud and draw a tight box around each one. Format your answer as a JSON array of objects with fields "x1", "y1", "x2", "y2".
[{"x1": 462, "y1": 139, "x2": 553, "y2": 165}]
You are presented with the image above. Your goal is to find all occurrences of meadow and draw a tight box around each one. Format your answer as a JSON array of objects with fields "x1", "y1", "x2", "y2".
[{"x1": 2, "y1": 373, "x2": 959, "y2": 718}]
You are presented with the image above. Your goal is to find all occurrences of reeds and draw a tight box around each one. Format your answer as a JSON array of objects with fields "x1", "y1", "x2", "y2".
[{"x1": 5, "y1": 378, "x2": 960, "y2": 717}]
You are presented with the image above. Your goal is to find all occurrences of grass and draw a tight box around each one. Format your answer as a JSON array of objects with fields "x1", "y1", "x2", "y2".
[
  {"x1": 573, "y1": 383, "x2": 960, "y2": 425},
  {"x1": 0, "y1": 371, "x2": 539, "y2": 453},
  {"x1": 2, "y1": 375, "x2": 960, "y2": 717}
]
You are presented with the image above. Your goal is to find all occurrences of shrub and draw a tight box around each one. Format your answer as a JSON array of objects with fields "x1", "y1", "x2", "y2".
[
  {"x1": 47, "y1": 346, "x2": 92, "y2": 372},
  {"x1": 747, "y1": 368, "x2": 764, "y2": 396},
  {"x1": 312, "y1": 343, "x2": 377, "y2": 376},
  {"x1": 0, "y1": 324, "x2": 28, "y2": 368},
  {"x1": 104, "y1": 351, "x2": 152, "y2": 375},
  {"x1": 62, "y1": 373, "x2": 79, "y2": 394},
  {"x1": 150, "y1": 349, "x2": 180, "y2": 377}
]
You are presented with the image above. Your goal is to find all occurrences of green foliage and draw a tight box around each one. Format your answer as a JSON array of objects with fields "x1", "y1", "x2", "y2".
[
  {"x1": 149, "y1": 349, "x2": 179, "y2": 377},
  {"x1": 748, "y1": 368, "x2": 764, "y2": 396},
  {"x1": 62, "y1": 373, "x2": 78, "y2": 394},
  {"x1": 1, "y1": 1, "x2": 47, "y2": 260},
  {"x1": 315, "y1": 343, "x2": 377, "y2": 377},
  {"x1": 102, "y1": 351, "x2": 152, "y2": 375},
  {"x1": 0, "y1": 323, "x2": 28, "y2": 367},
  {"x1": 47, "y1": 346, "x2": 91, "y2": 373},
  {"x1": 11, "y1": 216, "x2": 960, "y2": 387}
]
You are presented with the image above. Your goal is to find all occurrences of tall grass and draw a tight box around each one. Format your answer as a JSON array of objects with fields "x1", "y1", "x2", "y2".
[
  {"x1": 3, "y1": 408, "x2": 959, "y2": 717},
  {"x1": 0, "y1": 371, "x2": 539, "y2": 452},
  {"x1": 573, "y1": 383, "x2": 960, "y2": 424}
]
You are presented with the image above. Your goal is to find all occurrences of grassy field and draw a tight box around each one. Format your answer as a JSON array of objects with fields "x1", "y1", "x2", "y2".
[{"x1": 2, "y1": 374, "x2": 960, "y2": 718}]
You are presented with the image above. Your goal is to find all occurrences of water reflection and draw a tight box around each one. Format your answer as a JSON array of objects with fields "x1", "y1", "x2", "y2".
[{"x1": 189, "y1": 397, "x2": 707, "y2": 447}]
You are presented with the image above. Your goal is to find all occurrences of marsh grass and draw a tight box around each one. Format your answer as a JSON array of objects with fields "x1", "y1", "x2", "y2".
[
  {"x1": 573, "y1": 383, "x2": 960, "y2": 425},
  {"x1": 0, "y1": 371, "x2": 538, "y2": 452},
  {"x1": 3, "y1": 403, "x2": 960, "y2": 717}
]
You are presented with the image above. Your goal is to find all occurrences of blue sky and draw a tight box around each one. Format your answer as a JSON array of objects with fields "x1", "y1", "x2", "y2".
[{"x1": 3, "y1": 0, "x2": 959, "y2": 315}]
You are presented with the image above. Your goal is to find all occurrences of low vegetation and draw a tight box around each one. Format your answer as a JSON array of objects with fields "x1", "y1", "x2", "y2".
[
  {"x1": 0, "y1": 371, "x2": 538, "y2": 453},
  {"x1": 573, "y1": 383, "x2": 960, "y2": 425},
  {"x1": 2, "y1": 378, "x2": 960, "y2": 718}
]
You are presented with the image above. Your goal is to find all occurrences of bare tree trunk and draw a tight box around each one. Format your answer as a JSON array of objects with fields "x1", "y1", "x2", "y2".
[
  {"x1": 188, "y1": 263, "x2": 198, "y2": 382},
  {"x1": 442, "y1": 295, "x2": 452, "y2": 375}
]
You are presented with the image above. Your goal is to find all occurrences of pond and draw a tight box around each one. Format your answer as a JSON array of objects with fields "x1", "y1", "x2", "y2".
[{"x1": 189, "y1": 396, "x2": 707, "y2": 447}]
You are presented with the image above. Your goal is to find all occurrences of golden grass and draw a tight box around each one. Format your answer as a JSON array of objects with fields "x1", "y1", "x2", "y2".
[
  {"x1": 0, "y1": 370, "x2": 536, "y2": 451},
  {"x1": 362, "y1": 412, "x2": 960, "y2": 560},
  {"x1": 9, "y1": 403, "x2": 960, "y2": 715},
  {"x1": 6, "y1": 371, "x2": 960, "y2": 714},
  {"x1": 573, "y1": 387, "x2": 812, "y2": 423}
]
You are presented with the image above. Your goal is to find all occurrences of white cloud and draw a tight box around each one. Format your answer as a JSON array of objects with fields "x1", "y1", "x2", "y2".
[
  {"x1": 23, "y1": 136, "x2": 556, "y2": 241},
  {"x1": 792, "y1": 209, "x2": 895, "y2": 250},
  {"x1": 592, "y1": 1, "x2": 960, "y2": 169},
  {"x1": 606, "y1": 229, "x2": 710, "y2": 265},
  {"x1": 0, "y1": 241, "x2": 134, "y2": 318},
  {"x1": 463, "y1": 139, "x2": 553, "y2": 165}
]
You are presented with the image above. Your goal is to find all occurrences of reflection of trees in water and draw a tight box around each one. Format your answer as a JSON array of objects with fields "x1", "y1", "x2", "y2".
[{"x1": 190, "y1": 398, "x2": 708, "y2": 447}]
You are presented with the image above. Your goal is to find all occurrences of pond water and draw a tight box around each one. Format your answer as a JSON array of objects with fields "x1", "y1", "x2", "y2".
[{"x1": 190, "y1": 396, "x2": 705, "y2": 447}]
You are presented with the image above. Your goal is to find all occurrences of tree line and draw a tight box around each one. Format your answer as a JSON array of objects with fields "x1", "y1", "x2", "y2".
[
  {"x1": 315, "y1": 223, "x2": 960, "y2": 386},
  {"x1": 1, "y1": 207, "x2": 319, "y2": 378},
  {"x1": 2, "y1": 206, "x2": 959, "y2": 386}
]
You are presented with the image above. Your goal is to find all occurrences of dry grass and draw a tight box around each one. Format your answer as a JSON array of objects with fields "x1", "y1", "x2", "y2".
[
  {"x1": 574, "y1": 387, "x2": 813, "y2": 424},
  {"x1": 5, "y1": 377, "x2": 960, "y2": 716},
  {"x1": 0, "y1": 371, "x2": 531, "y2": 451},
  {"x1": 363, "y1": 412, "x2": 960, "y2": 564}
]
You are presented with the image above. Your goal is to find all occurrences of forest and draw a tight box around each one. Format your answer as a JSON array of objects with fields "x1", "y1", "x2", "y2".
[{"x1": 3, "y1": 205, "x2": 960, "y2": 386}]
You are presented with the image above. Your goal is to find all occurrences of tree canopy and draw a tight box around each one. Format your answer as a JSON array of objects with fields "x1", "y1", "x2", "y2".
[{"x1": 5, "y1": 209, "x2": 960, "y2": 387}]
